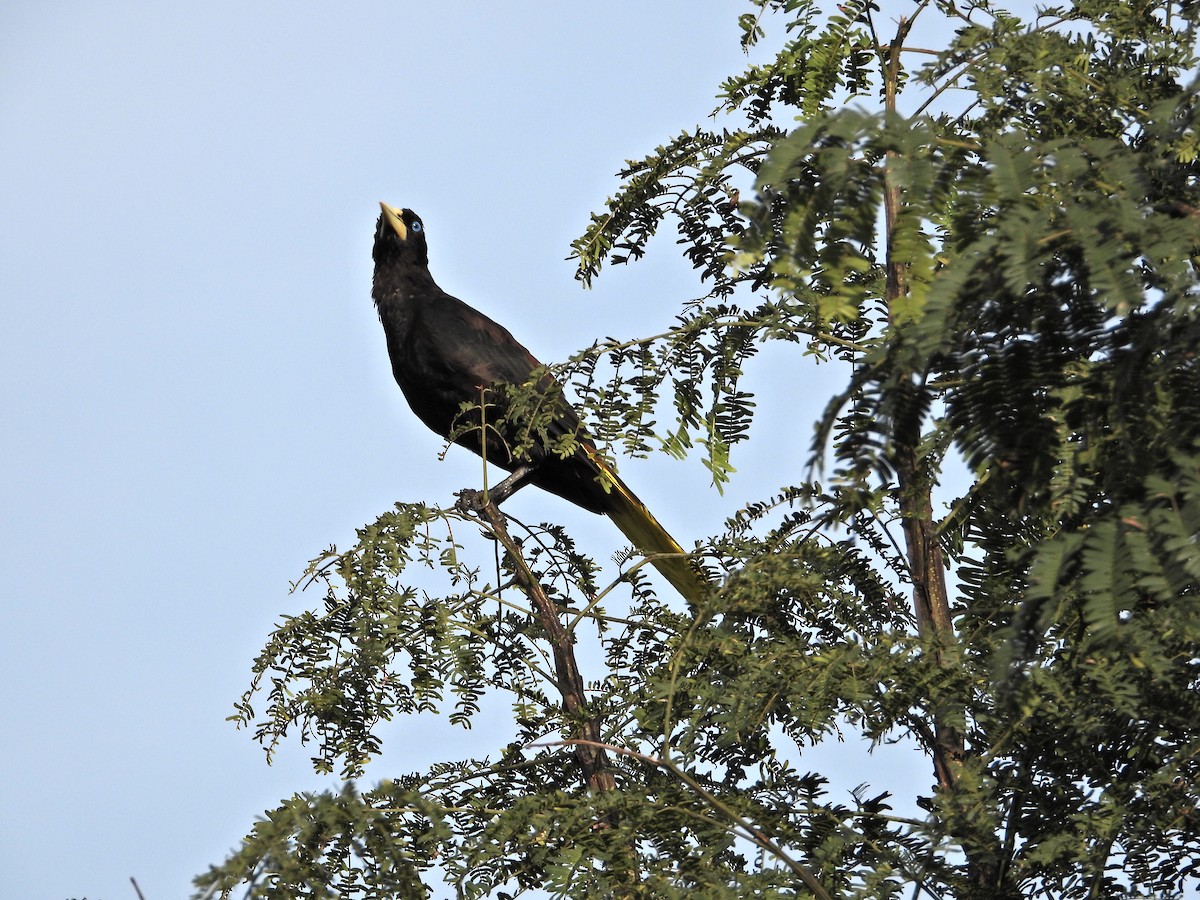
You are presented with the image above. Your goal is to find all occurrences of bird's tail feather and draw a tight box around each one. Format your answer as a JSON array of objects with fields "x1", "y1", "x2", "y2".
[{"x1": 584, "y1": 449, "x2": 708, "y2": 606}]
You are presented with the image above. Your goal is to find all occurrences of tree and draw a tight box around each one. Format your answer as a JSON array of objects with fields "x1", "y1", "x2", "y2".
[{"x1": 198, "y1": 2, "x2": 1200, "y2": 897}]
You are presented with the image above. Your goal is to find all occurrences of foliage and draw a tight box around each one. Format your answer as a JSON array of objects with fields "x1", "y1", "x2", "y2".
[{"x1": 200, "y1": 2, "x2": 1200, "y2": 898}]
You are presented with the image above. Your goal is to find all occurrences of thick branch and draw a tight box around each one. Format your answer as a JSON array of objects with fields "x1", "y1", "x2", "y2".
[
  {"x1": 881, "y1": 13, "x2": 1010, "y2": 895},
  {"x1": 880, "y1": 14, "x2": 963, "y2": 795},
  {"x1": 893, "y1": 448, "x2": 954, "y2": 639},
  {"x1": 893, "y1": 445, "x2": 960, "y2": 792}
]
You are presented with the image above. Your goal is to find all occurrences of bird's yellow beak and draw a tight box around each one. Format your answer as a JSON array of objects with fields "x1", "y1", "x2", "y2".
[{"x1": 379, "y1": 202, "x2": 407, "y2": 241}]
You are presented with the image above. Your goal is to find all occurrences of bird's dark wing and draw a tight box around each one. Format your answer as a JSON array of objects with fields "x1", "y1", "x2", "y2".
[
  {"x1": 398, "y1": 288, "x2": 605, "y2": 509},
  {"x1": 434, "y1": 291, "x2": 546, "y2": 389}
]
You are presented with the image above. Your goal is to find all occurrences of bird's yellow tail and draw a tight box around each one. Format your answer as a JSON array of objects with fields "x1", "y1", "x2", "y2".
[{"x1": 585, "y1": 449, "x2": 708, "y2": 606}]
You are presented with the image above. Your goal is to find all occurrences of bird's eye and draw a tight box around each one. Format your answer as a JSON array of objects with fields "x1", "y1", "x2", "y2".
[{"x1": 411, "y1": 220, "x2": 423, "y2": 233}]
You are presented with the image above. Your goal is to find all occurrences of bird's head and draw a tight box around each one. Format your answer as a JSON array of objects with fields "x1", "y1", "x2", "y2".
[{"x1": 373, "y1": 203, "x2": 429, "y2": 267}]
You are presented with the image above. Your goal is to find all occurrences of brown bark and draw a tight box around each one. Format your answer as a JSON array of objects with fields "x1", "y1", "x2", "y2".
[
  {"x1": 879, "y1": 15, "x2": 1003, "y2": 892},
  {"x1": 880, "y1": 10, "x2": 964, "y2": 794}
]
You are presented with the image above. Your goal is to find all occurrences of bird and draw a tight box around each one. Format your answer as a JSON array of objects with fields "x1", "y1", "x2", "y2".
[{"x1": 371, "y1": 202, "x2": 706, "y2": 605}]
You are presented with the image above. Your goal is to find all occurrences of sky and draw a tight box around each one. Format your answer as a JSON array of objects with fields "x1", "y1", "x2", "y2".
[{"x1": 0, "y1": 4, "x2": 974, "y2": 899}]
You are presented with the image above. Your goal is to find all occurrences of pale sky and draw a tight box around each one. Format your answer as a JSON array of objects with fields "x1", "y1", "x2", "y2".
[{"x1": 2, "y1": 4, "x2": 954, "y2": 898}]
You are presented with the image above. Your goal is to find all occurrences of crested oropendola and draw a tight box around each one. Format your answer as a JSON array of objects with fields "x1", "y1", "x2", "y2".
[{"x1": 371, "y1": 203, "x2": 706, "y2": 605}]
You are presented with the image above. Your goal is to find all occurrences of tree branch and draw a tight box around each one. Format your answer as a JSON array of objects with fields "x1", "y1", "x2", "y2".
[
  {"x1": 880, "y1": 12, "x2": 963, "y2": 792},
  {"x1": 456, "y1": 488, "x2": 616, "y2": 794}
]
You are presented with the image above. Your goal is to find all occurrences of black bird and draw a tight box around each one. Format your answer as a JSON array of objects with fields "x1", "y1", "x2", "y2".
[{"x1": 371, "y1": 203, "x2": 705, "y2": 604}]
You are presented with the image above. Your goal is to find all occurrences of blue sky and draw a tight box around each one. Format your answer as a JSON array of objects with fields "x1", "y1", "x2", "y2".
[{"x1": 0, "y1": 4, "x2": 958, "y2": 898}]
